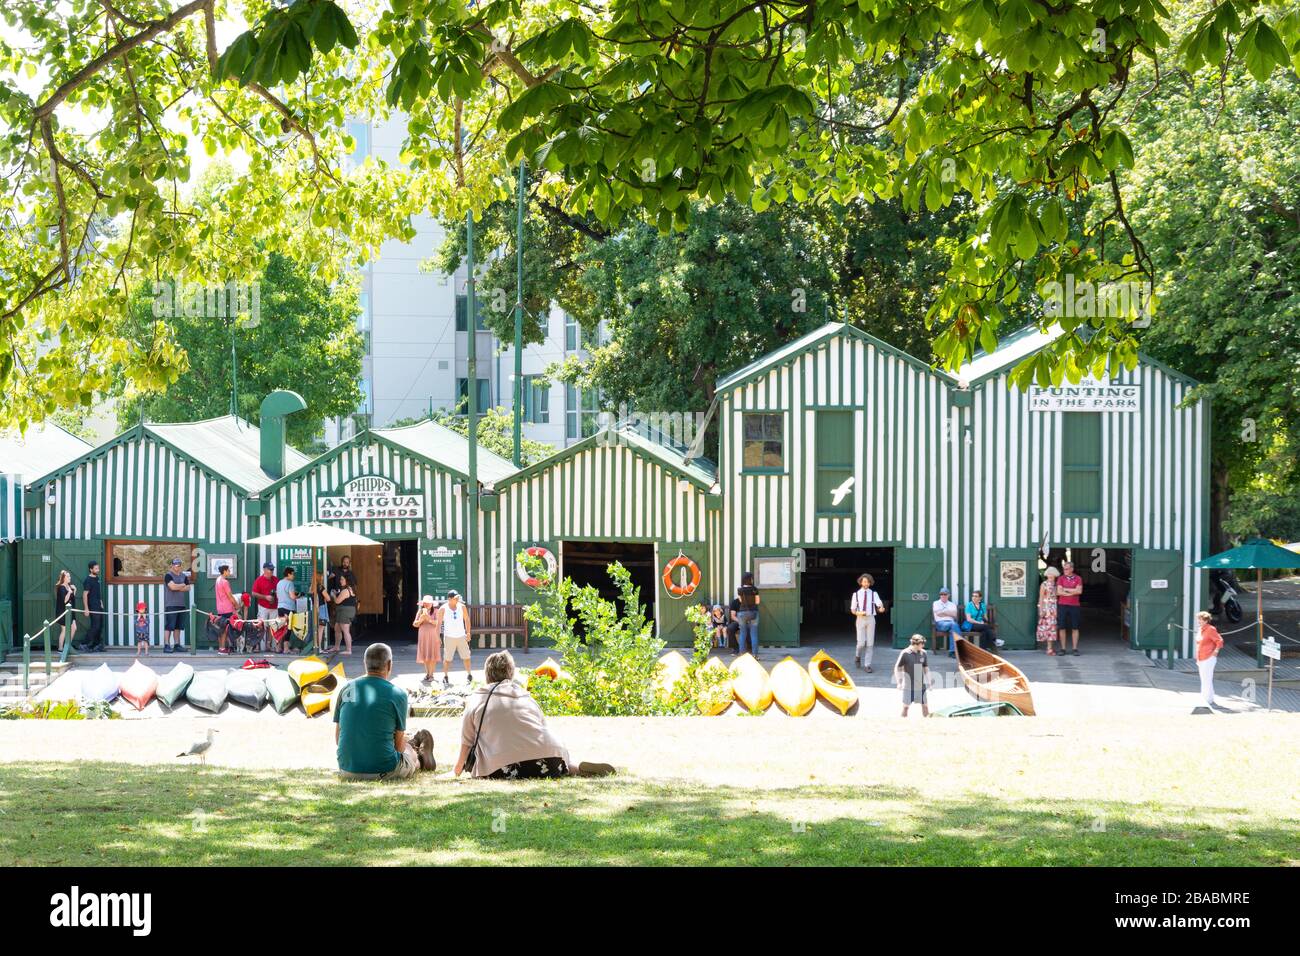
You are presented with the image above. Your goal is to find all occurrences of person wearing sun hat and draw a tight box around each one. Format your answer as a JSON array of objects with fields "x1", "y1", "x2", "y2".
[{"x1": 413, "y1": 594, "x2": 442, "y2": 684}]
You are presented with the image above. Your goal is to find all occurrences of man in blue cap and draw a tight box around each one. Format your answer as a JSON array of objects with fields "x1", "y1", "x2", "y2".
[{"x1": 162, "y1": 557, "x2": 191, "y2": 653}]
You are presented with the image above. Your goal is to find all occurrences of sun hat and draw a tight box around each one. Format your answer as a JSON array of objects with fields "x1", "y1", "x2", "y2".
[
  {"x1": 420, "y1": 594, "x2": 434, "y2": 606},
  {"x1": 1044, "y1": 566, "x2": 1061, "y2": 577}
]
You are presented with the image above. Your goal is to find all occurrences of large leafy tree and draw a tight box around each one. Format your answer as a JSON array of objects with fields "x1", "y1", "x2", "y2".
[
  {"x1": 2, "y1": 0, "x2": 1298, "y2": 432},
  {"x1": 1123, "y1": 19, "x2": 1300, "y2": 544},
  {"x1": 115, "y1": 251, "x2": 364, "y2": 449}
]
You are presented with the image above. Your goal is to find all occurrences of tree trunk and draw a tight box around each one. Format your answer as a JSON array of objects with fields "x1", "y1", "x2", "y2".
[{"x1": 1210, "y1": 458, "x2": 1231, "y2": 552}]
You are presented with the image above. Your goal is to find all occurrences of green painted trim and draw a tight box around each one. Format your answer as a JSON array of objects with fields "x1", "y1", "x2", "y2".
[{"x1": 244, "y1": 499, "x2": 264, "y2": 516}]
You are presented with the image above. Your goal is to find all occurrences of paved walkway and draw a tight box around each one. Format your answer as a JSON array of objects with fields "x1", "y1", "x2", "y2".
[{"x1": 32, "y1": 631, "x2": 1298, "y2": 719}]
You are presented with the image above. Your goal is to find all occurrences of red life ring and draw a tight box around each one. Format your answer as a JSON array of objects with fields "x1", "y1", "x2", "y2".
[
  {"x1": 662, "y1": 555, "x2": 701, "y2": 598},
  {"x1": 516, "y1": 546, "x2": 557, "y2": 588}
]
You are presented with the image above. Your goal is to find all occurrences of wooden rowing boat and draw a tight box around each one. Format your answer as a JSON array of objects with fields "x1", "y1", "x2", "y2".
[
  {"x1": 807, "y1": 650, "x2": 858, "y2": 715},
  {"x1": 953, "y1": 637, "x2": 1035, "y2": 715}
]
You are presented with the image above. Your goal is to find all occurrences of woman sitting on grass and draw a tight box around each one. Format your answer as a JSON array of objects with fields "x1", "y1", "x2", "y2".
[{"x1": 454, "y1": 651, "x2": 615, "y2": 780}]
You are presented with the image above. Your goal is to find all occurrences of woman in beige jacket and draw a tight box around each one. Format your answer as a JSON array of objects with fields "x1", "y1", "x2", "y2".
[{"x1": 454, "y1": 651, "x2": 614, "y2": 780}]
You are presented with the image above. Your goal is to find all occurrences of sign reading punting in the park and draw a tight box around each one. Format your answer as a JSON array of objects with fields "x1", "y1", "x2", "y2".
[
  {"x1": 1029, "y1": 376, "x2": 1141, "y2": 412},
  {"x1": 318, "y1": 475, "x2": 425, "y2": 521}
]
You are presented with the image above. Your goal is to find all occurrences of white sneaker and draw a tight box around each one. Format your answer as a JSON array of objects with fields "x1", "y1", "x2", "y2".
[{"x1": 995, "y1": 639, "x2": 1006, "y2": 648}]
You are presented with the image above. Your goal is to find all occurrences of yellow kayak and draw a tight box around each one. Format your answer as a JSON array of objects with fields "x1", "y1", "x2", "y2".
[
  {"x1": 287, "y1": 655, "x2": 328, "y2": 690},
  {"x1": 301, "y1": 663, "x2": 345, "y2": 717},
  {"x1": 528, "y1": 657, "x2": 570, "y2": 689},
  {"x1": 729, "y1": 653, "x2": 772, "y2": 712},
  {"x1": 771, "y1": 656, "x2": 816, "y2": 716},
  {"x1": 696, "y1": 656, "x2": 734, "y2": 716},
  {"x1": 808, "y1": 649, "x2": 859, "y2": 715},
  {"x1": 655, "y1": 650, "x2": 689, "y2": 699}
]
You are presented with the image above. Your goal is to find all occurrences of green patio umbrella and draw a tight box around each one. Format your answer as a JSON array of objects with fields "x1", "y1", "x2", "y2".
[{"x1": 1193, "y1": 538, "x2": 1300, "y2": 666}]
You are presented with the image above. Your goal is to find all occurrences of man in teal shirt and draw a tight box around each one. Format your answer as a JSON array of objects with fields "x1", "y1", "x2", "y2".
[{"x1": 334, "y1": 643, "x2": 432, "y2": 779}]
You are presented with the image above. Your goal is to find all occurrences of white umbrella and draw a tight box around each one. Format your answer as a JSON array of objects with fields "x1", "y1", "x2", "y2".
[
  {"x1": 246, "y1": 522, "x2": 378, "y2": 547},
  {"x1": 247, "y1": 523, "x2": 377, "y2": 653}
]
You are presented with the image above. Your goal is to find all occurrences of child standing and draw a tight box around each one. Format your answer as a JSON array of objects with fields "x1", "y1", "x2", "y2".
[
  {"x1": 134, "y1": 601, "x2": 150, "y2": 656},
  {"x1": 709, "y1": 604, "x2": 728, "y2": 648}
]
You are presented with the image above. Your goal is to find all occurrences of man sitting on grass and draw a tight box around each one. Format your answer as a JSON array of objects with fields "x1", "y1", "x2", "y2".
[{"x1": 335, "y1": 642, "x2": 434, "y2": 780}]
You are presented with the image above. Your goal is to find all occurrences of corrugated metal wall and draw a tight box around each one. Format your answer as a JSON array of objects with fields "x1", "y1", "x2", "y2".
[
  {"x1": 484, "y1": 439, "x2": 712, "y2": 604},
  {"x1": 720, "y1": 334, "x2": 951, "y2": 591}
]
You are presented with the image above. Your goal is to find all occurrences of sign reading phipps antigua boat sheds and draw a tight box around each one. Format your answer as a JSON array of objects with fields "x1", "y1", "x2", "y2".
[
  {"x1": 1029, "y1": 377, "x2": 1141, "y2": 412},
  {"x1": 318, "y1": 475, "x2": 425, "y2": 521}
]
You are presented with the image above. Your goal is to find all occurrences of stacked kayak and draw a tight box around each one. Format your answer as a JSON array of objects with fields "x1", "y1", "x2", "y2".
[
  {"x1": 288, "y1": 656, "x2": 328, "y2": 690},
  {"x1": 695, "y1": 656, "x2": 734, "y2": 716},
  {"x1": 81, "y1": 663, "x2": 120, "y2": 703},
  {"x1": 301, "y1": 663, "x2": 345, "y2": 717},
  {"x1": 156, "y1": 662, "x2": 194, "y2": 708},
  {"x1": 807, "y1": 650, "x2": 858, "y2": 715},
  {"x1": 264, "y1": 669, "x2": 299, "y2": 714},
  {"x1": 528, "y1": 657, "x2": 571, "y2": 688},
  {"x1": 185, "y1": 670, "x2": 228, "y2": 713},
  {"x1": 729, "y1": 653, "x2": 772, "y2": 712},
  {"x1": 119, "y1": 661, "x2": 159, "y2": 711},
  {"x1": 654, "y1": 650, "x2": 689, "y2": 699},
  {"x1": 770, "y1": 656, "x2": 816, "y2": 716},
  {"x1": 226, "y1": 669, "x2": 269, "y2": 711}
]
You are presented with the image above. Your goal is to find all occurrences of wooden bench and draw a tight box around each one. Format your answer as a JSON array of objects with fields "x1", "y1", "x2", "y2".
[
  {"x1": 469, "y1": 603, "x2": 529, "y2": 653},
  {"x1": 931, "y1": 605, "x2": 998, "y2": 652}
]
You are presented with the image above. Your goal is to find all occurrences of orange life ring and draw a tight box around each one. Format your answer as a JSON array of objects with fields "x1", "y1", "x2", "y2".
[
  {"x1": 516, "y1": 546, "x2": 557, "y2": 588},
  {"x1": 662, "y1": 555, "x2": 701, "y2": 598}
]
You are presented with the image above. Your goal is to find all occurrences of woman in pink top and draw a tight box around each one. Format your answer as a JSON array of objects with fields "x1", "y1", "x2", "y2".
[
  {"x1": 213, "y1": 564, "x2": 237, "y2": 655},
  {"x1": 1195, "y1": 610, "x2": 1224, "y2": 707},
  {"x1": 413, "y1": 595, "x2": 441, "y2": 684}
]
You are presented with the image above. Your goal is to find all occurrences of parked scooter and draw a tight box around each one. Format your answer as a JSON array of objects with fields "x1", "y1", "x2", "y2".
[{"x1": 1210, "y1": 569, "x2": 1243, "y2": 624}]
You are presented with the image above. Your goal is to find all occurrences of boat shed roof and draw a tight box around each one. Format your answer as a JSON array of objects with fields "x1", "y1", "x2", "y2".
[{"x1": 0, "y1": 423, "x2": 91, "y2": 480}]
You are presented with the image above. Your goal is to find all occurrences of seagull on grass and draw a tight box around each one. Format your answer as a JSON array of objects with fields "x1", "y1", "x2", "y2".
[{"x1": 177, "y1": 728, "x2": 218, "y2": 766}]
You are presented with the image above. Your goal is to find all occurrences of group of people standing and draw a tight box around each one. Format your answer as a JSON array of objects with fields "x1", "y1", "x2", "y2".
[
  {"x1": 413, "y1": 590, "x2": 473, "y2": 686},
  {"x1": 705, "y1": 572, "x2": 763, "y2": 657},
  {"x1": 1035, "y1": 560, "x2": 1085, "y2": 656}
]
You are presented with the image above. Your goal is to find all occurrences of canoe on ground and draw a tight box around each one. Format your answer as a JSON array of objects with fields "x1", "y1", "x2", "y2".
[
  {"x1": 931, "y1": 701, "x2": 1025, "y2": 718},
  {"x1": 119, "y1": 661, "x2": 159, "y2": 711},
  {"x1": 185, "y1": 671, "x2": 228, "y2": 713},
  {"x1": 301, "y1": 663, "x2": 345, "y2": 717},
  {"x1": 226, "y1": 669, "x2": 269, "y2": 711},
  {"x1": 696, "y1": 656, "x2": 734, "y2": 716},
  {"x1": 770, "y1": 656, "x2": 816, "y2": 717},
  {"x1": 654, "y1": 650, "x2": 689, "y2": 699},
  {"x1": 264, "y1": 669, "x2": 299, "y2": 714},
  {"x1": 287, "y1": 655, "x2": 328, "y2": 690},
  {"x1": 807, "y1": 650, "x2": 858, "y2": 715},
  {"x1": 156, "y1": 662, "x2": 194, "y2": 708},
  {"x1": 81, "y1": 663, "x2": 120, "y2": 703},
  {"x1": 729, "y1": 653, "x2": 772, "y2": 712},
  {"x1": 954, "y1": 637, "x2": 1036, "y2": 716}
]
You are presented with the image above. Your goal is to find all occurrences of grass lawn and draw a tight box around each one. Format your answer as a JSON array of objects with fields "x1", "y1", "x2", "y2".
[{"x1": 1, "y1": 714, "x2": 1296, "y2": 866}]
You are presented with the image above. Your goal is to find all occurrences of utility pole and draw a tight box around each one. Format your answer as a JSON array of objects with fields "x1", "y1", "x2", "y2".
[
  {"x1": 466, "y1": 211, "x2": 479, "y2": 603},
  {"x1": 512, "y1": 160, "x2": 526, "y2": 467}
]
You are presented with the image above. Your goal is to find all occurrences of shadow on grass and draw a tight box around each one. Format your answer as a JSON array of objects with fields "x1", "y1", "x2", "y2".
[{"x1": 0, "y1": 762, "x2": 1294, "y2": 866}]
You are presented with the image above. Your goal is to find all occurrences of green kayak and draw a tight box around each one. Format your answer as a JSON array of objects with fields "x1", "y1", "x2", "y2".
[
  {"x1": 931, "y1": 701, "x2": 1025, "y2": 717},
  {"x1": 185, "y1": 671, "x2": 228, "y2": 713},
  {"x1": 264, "y1": 669, "x2": 298, "y2": 715},
  {"x1": 155, "y1": 662, "x2": 195, "y2": 709}
]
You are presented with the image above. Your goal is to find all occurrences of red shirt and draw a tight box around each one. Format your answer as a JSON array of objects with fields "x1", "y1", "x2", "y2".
[
  {"x1": 252, "y1": 573, "x2": 277, "y2": 610},
  {"x1": 1057, "y1": 574, "x2": 1083, "y2": 606},
  {"x1": 1197, "y1": 624, "x2": 1224, "y2": 661}
]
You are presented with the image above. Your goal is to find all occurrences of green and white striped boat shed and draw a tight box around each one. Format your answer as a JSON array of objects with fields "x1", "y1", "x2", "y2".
[{"x1": 3, "y1": 322, "x2": 1209, "y2": 658}]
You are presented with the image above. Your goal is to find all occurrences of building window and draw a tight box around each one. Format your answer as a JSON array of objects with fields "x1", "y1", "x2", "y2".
[
  {"x1": 523, "y1": 375, "x2": 549, "y2": 424},
  {"x1": 741, "y1": 413, "x2": 784, "y2": 471},
  {"x1": 456, "y1": 377, "x2": 492, "y2": 412},
  {"x1": 564, "y1": 312, "x2": 581, "y2": 351},
  {"x1": 106, "y1": 540, "x2": 197, "y2": 584},
  {"x1": 347, "y1": 120, "x2": 369, "y2": 163},
  {"x1": 455, "y1": 294, "x2": 487, "y2": 331},
  {"x1": 358, "y1": 378, "x2": 372, "y2": 414},
  {"x1": 1062, "y1": 412, "x2": 1103, "y2": 515},
  {"x1": 815, "y1": 410, "x2": 854, "y2": 514},
  {"x1": 565, "y1": 384, "x2": 599, "y2": 439},
  {"x1": 356, "y1": 291, "x2": 370, "y2": 330}
]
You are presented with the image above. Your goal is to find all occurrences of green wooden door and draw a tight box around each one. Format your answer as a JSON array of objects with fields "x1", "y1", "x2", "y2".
[
  {"x1": 1131, "y1": 549, "x2": 1184, "y2": 651},
  {"x1": 987, "y1": 548, "x2": 1039, "y2": 649},
  {"x1": 656, "y1": 541, "x2": 707, "y2": 646},
  {"x1": 891, "y1": 548, "x2": 944, "y2": 648},
  {"x1": 750, "y1": 548, "x2": 800, "y2": 647},
  {"x1": 19, "y1": 540, "x2": 54, "y2": 641}
]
